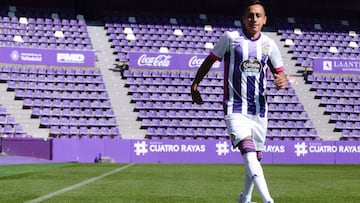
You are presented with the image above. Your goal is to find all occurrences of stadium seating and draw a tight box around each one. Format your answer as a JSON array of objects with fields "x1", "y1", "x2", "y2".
[
  {"x1": 101, "y1": 12, "x2": 321, "y2": 140},
  {"x1": 307, "y1": 74, "x2": 360, "y2": 140},
  {"x1": 1, "y1": 6, "x2": 358, "y2": 141},
  {"x1": 0, "y1": 65, "x2": 121, "y2": 138},
  {"x1": 0, "y1": 6, "x2": 92, "y2": 50},
  {"x1": 0, "y1": 104, "x2": 28, "y2": 137},
  {"x1": 104, "y1": 12, "x2": 242, "y2": 62},
  {"x1": 0, "y1": 6, "x2": 117, "y2": 138},
  {"x1": 274, "y1": 17, "x2": 359, "y2": 140},
  {"x1": 123, "y1": 68, "x2": 319, "y2": 140},
  {"x1": 274, "y1": 17, "x2": 359, "y2": 68}
]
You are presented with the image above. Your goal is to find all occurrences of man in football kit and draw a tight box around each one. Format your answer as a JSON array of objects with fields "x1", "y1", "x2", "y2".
[{"x1": 191, "y1": 0, "x2": 287, "y2": 203}]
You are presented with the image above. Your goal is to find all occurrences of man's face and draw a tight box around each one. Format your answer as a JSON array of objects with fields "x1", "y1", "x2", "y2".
[{"x1": 242, "y1": 4, "x2": 267, "y2": 37}]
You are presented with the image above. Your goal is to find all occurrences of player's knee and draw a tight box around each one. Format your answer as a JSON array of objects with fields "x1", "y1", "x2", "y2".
[{"x1": 238, "y1": 139, "x2": 256, "y2": 155}]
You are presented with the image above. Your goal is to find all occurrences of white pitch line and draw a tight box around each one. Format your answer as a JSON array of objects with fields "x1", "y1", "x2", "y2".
[{"x1": 24, "y1": 163, "x2": 135, "y2": 203}]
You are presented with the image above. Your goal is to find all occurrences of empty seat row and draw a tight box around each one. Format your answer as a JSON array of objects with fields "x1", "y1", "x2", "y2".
[
  {"x1": 138, "y1": 109, "x2": 224, "y2": 120},
  {"x1": 8, "y1": 81, "x2": 106, "y2": 92},
  {"x1": 138, "y1": 109, "x2": 309, "y2": 121},
  {"x1": 268, "y1": 120, "x2": 314, "y2": 129},
  {"x1": 16, "y1": 89, "x2": 109, "y2": 100},
  {"x1": 330, "y1": 113, "x2": 359, "y2": 122},
  {"x1": 307, "y1": 74, "x2": 360, "y2": 83},
  {"x1": 311, "y1": 81, "x2": 360, "y2": 90},
  {"x1": 325, "y1": 104, "x2": 360, "y2": 114},
  {"x1": 146, "y1": 126, "x2": 228, "y2": 140},
  {"x1": 267, "y1": 128, "x2": 319, "y2": 140},
  {"x1": 1, "y1": 73, "x2": 104, "y2": 84},
  {"x1": 31, "y1": 107, "x2": 114, "y2": 118},
  {"x1": 1, "y1": 66, "x2": 101, "y2": 76},
  {"x1": 50, "y1": 126, "x2": 120, "y2": 138},
  {"x1": 315, "y1": 89, "x2": 360, "y2": 98},
  {"x1": 342, "y1": 129, "x2": 360, "y2": 140},
  {"x1": 41, "y1": 116, "x2": 117, "y2": 128},
  {"x1": 325, "y1": 99, "x2": 360, "y2": 107},
  {"x1": 123, "y1": 69, "x2": 218, "y2": 79},
  {"x1": 135, "y1": 100, "x2": 223, "y2": 111},
  {"x1": 0, "y1": 124, "x2": 26, "y2": 137},
  {"x1": 141, "y1": 118, "x2": 226, "y2": 128}
]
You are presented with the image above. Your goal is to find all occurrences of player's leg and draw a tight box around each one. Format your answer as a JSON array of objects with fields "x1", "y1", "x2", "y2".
[
  {"x1": 227, "y1": 115, "x2": 256, "y2": 203},
  {"x1": 226, "y1": 114, "x2": 272, "y2": 203},
  {"x1": 240, "y1": 151, "x2": 263, "y2": 202},
  {"x1": 241, "y1": 168, "x2": 254, "y2": 202},
  {"x1": 239, "y1": 138, "x2": 273, "y2": 203}
]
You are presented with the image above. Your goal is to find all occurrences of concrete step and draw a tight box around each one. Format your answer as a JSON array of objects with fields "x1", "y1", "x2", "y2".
[
  {"x1": 86, "y1": 24, "x2": 146, "y2": 139},
  {"x1": 0, "y1": 82, "x2": 49, "y2": 138}
]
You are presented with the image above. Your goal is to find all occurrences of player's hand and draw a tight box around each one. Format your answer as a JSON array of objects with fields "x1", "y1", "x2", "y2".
[
  {"x1": 274, "y1": 72, "x2": 287, "y2": 89},
  {"x1": 191, "y1": 83, "x2": 204, "y2": 104}
]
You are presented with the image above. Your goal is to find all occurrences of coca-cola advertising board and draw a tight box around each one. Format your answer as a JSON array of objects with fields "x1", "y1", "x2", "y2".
[{"x1": 128, "y1": 52, "x2": 223, "y2": 70}]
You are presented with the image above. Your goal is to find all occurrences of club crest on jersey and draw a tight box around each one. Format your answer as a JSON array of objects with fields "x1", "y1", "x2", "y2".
[{"x1": 240, "y1": 57, "x2": 263, "y2": 76}]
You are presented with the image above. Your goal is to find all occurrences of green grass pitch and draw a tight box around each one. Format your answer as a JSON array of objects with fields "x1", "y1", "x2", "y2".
[{"x1": 0, "y1": 163, "x2": 359, "y2": 202}]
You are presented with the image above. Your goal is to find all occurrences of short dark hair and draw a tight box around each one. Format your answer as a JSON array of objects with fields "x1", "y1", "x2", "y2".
[{"x1": 242, "y1": 0, "x2": 266, "y2": 15}]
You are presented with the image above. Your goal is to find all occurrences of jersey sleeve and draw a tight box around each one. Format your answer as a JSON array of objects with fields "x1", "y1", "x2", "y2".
[
  {"x1": 210, "y1": 32, "x2": 230, "y2": 61},
  {"x1": 269, "y1": 40, "x2": 285, "y2": 73}
]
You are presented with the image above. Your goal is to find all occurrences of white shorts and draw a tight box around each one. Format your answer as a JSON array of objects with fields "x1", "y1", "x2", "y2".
[{"x1": 225, "y1": 113, "x2": 268, "y2": 151}]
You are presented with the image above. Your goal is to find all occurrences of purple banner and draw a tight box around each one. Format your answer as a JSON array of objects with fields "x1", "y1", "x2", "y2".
[
  {"x1": 51, "y1": 137, "x2": 131, "y2": 163},
  {"x1": 1, "y1": 137, "x2": 52, "y2": 160},
  {"x1": 51, "y1": 139, "x2": 360, "y2": 164},
  {"x1": 313, "y1": 58, "x2": 360, "y2": 74},
  {"x1": 128, "y1": 52, "x2": 223, "y2": 70},
  {"x1": 0, "y1": 46, "x2": 95, "y2": 67},
  {"x1": 3, "y1": 138, "x2": 360, "y2": 164},
  {"x1": 130, "y1": 140, "x2": 345, "y2": 164}
]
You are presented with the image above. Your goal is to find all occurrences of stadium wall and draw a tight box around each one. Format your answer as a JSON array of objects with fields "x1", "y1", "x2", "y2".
[{"x1": 1, "y1": 138, "x2": 360, "y2": 164}]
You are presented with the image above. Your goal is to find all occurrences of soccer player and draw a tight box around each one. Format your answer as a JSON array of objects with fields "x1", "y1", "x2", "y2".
[{"x1": 190, "y1": 0, "x2": 287, "y2": 202}]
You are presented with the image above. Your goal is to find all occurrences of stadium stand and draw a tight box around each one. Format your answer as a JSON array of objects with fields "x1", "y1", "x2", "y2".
[
  {"x1": 306, "y1": 74, "x2": 360, "y2": 140},
  {"x1": 101, "y1": 11, "x2": 320, "y2": 141},
  {"x1": 0, "y1": 5, "x2": 120, "y2": 138},
  {"x1": 0, "y1": 65, "x2": 121, "y2": 138},
  {"x1": 120, "y1": 67, "x2": 318, "y2": 140},
  {"x1": 0, "y1": 0, "x2": 358, "y2": 142},
  {"x1": 274, "y1": 17, "x2": 359, "y2": 68},
  {"x1": 274, "y1": 17, "x2": 360, "y2": 140},
  {"x1": 0, "y1": 6, "x2": 91, "y2": 50},
  {"x1": 104, "y1": 12, "x2": 241, "y2": 62}
]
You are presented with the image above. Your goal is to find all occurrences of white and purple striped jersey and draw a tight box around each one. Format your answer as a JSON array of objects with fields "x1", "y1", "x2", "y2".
[{"x1": 210, "y1": 29, "x2": 284, "y2": 117}]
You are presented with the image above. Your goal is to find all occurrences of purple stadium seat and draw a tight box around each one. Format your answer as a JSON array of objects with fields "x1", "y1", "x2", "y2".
[
  {"x1": 353, "y1": 130, "x2": 360, "y2": 138},
  {"x1": 50, "y1": 126, "x2": 60, "y2": 136},
  {"x1": 60, "y1": 126, "x2": 70, "y2": 136}
]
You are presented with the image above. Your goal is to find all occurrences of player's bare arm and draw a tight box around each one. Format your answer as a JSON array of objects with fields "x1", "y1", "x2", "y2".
[
  {"x1": 191, "y1": 55, "x2": 216, "y2": 104},
  {"x1": 273, "y1": 71, "x2": 287, "y2": 89}
]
